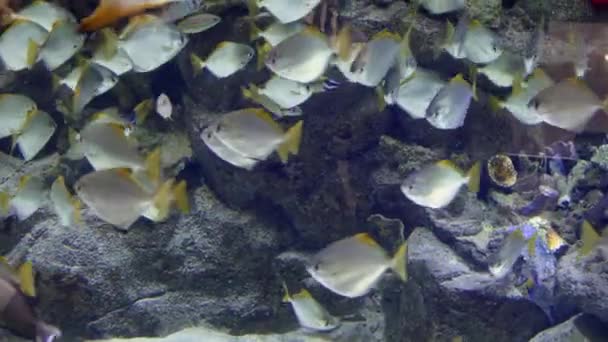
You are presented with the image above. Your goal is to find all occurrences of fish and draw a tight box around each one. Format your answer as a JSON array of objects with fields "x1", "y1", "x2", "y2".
[
  {"x1": 401, "y1": 160, "x2": 481, "y2": 209},
  {"x1": 0, "y1": 261, "x2": 61, "y2": 341},
  {"x1": 157, "y1": 0, "x2": 204, "y2": 23},
  {"x1": 419, "y1": 0, "x2": 465, "y2": 15},
  {"x1": 80, "y1": 121, "x2": 161, "y2": 182},
  {"x1": 489, "y1": 227, "x2": 531, "y2": 278},
  {"x1": 438, "y1": 15, "x2": 468, "y2": 60},
  {"x1": 79, "y1": 0, "x2": 184, "y2": 31},
  {"x1": 190, "y1": 41, "x2": 254, "y2": 78},
  {"x1": 0, "y1": 20, "x2": 48, "y2": 71},
  {"x1": 241, "y1": 84, "x2": 303, "y2": 117},
  {"x1": 265, "y1": 26, "x2": 334, "y2": 83},
  {"x1": 50, "y1": 176, "x2": 81, "y2": 227},
  {"x1": 331, "y1": 42, "x2": 366, "y2": 83},
  {"x1": 37, "y1": 20, "x2": 85, "y2": 71},
  {"x1": 250, "y1": 20, "x2": 305, "y2": 46},
  {"x1": 12, "y1": 0, "x2": 75, "y2": 31},
  {"x1": 478, "y1": 51, "x2": 525, "y2": 88},
  {"x1": 523, "y1": 16, "x2": 545, "y2": 77},
  {"x1": 74, "y1": 169, "x2": 188, "y2": 229},
  {"x1": 176, "y1": 12, "x2": 220, "y2": 34},
  {"x1": 282, "y1": 284, "x2": 340, "y2": 331},
  {"x1": 252, "y1": 76, "x2": 323, "y2": 109},
  {"x1": 91, "y1": 44, "x2": 134, "y2": 76},
  {"x1": 350, "y1": 30, "x2": 401, "y2": 87},
  {"x1": 255, "y1": 0, "x2": 322, "y2": 24},
  {"x1": 385, "y1": 69, "x2": 446, "y2": 119},
  {"x1": 490, "y1": 68, "x2": 553, "y2": 125},
  {"x1": 461, "y1": 19, "x2": 503, "y2": 64},
  {"x1": 426, "y1": 73, "x2": 475, "y2": 130},
  {"x1": 156, "y1": 93, "x2": 173, "y2": 120},
  {"x1": 528, "y1": 78, "x2": 608, "y2": 133},
  {"x1": 9, "y1": 175, "x2": 46, "y2": 221},
  {"x1": 15, "y1": 110, "x2": 57, "y2": 161},
  {"x1": 119, "y1": 15, "x2": 188, "y2": 73},
  {"x1": 201, "y1": 108, "x2": 303, "y2": 170},
  {"x1": 394, "y1": 5, "x2": 418, "y2": 83},
  {"x1": 72, "y1": 62, "x2": 119, "y2": 114},
  {"x1": 0, "y1": 94, "x2": 38, "y2": 140},
  {"x1": 306, "y1": 233, "x2": 407, "y2": 298}
]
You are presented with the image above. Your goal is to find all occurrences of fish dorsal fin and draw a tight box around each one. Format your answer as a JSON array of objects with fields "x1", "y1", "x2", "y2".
[
  {"x1": 281, "y1": 281, "x2": 291, "y2": 302},
  {"x1": 115, "y1": 168, "x2": 133, "y2": 181},
  {"x1": 18, "y1": 261, "x2": 35, "y2": 297},
  {"x1": 354, "y1": 233, "x2": 381, "y2": 248},
  {"x1": 249, "y1": 108, "x2": 283, "y2": 133},
  {"x1": 108, "y1": 123, "x2": 127, "y2": 137},
  {"x1": 469, "y1": 19, "x2": 482, "y2": 29},
  {"x1": 580, "y1": 220, "x2": 600, "y2": 257},
  {"x1": 510, "y1": 228, "x2": 525, "y2": 241},
  {"x1": 293, "y1": 288, "x2": 312, "y2": 299},
  {"x1": 435, "y1": 160, "x2": 464, "y2": 175},
  {"x1": 532, "y1": 68, "x2": 548, "y2": 80},
  {"x1": 450, "y1": 73, "x2": 470, "y2": 88},
  {"x1": 511, "y1": 74, "x2": 524, "y2": 96},
  {"x1": 18, "y1": 175, "x2": 31, "y2": 191},
  {"x1": 372, "y1": 29, "x2": 400, "y2": 42},
  {"x1": 215, "y1": 41, "x2": 232, "y2": 50}
]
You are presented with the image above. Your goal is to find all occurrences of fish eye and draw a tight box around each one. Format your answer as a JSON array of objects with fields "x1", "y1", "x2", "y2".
[{"x1": 314, "y1": 263, "x2": 320, "y2": 271}]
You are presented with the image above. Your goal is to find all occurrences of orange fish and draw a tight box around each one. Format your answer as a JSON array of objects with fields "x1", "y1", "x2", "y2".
[{"x1": 79, "y1": 0, "x2": 174, "y2": 32}]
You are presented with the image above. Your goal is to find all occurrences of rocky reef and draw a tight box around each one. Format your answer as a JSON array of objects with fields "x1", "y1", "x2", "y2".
[{"x1": 2, "y1": 0, "x2": 608, "y2": 341}]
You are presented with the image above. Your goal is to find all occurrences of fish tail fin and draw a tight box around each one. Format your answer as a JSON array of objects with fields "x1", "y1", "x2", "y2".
[
  {"x1": 488, "y1": 96, "x2": 503, "y2": 113},
  {"x1": 246, "y1": 0, "x2": 259, "y2": 17},
  {"x1": 241, "y1": 84, "x2": 258, "y2": 100},
  {"x1": 433, "y1": 20, "x2": 454, "y2": 60},
  {"x1": 79, "y1": 0, "x2": 125, "y2": 32},
  {"x1": 26, "y1": 38, "x2": 39, "y2": 69},
  {"x1": 467, "y1": 161, "x2": 481, "y2": 193},
  {"x1": 334, "y1": 24, "x2": 353, "y2": 61},
  {"x1": 249, "y1": 21, "x2": 262, "y2": 41},
  {"x1": 134, "y1": 98, "x2": 153, "y2": 125},
  {"x1": 391, "y1": 241, "x2": 408, "y2": 283},
  {"x1": 375, "y1": 85, "x2": 387, "y2": 112},
  {"x1": 0, "y1": 192, "x2": 10, "y2": 216},
  {"x1": 99, "y1": 27, "x2": 119, "y2": 59},
  {"x1": 579, "y1": 220, "x2": 600, "y2": 258},
  {"x1": 281, "y1": 281, "x2": 291, "y2": 302},
  {"x1": 256, "y1": 41, "x2": 271, "y2": 71},
  {"x1": 152, "y1": 179, "x2": 176, "y2": 222},
  {"x1": 190, "y1": 53, "x2": 206, "y2": 76},
  {"x1": 172, "y1": 180, "x2": 189, "y2": 214},
  {"x1": 35, "y1": 321, "x2": 62, "y2": 342},
  {"x1": 18, "y1": 261, "x2": 36, "y2": 297},
  {"x1": 51, "y1": 73, "x2": 62, "y2": 92},
  {"x1": 277, "y1": 121, "x2": 303, "y2": 163},
  {"x1": 145, "y1": 147, "x2": 162, "y2": 185}
]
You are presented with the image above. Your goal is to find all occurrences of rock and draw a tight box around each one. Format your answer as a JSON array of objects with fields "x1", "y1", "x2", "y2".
[
  {"x1": 529, "y1": 313, "x2": 608, "y2": 342},
  {"x1": 392, "y1": 227, "x2": 549, "y2": 341}
]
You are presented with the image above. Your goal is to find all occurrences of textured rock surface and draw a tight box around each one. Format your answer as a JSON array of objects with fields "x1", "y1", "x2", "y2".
[{"x1": 529, "y1": 313, "x2": 608, "y2": 342}]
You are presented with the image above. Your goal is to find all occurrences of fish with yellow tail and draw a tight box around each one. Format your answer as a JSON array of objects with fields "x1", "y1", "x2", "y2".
[
  {"x1": 190, "y1": 41, "x2": 254, "y2": 78},
  {"x1": 401, "y1": 160, "x2": 481, "y2": 209},
  {"x1": 425, "y1": 72, "x2": 476, "y2": 130},
  {"x1": 306, "y1": 233, "x2": 408, "y2": 298},
  {"x1": 250, "y1": 0, "x2": 322, "y2": 24},
  {"x1": 282, "y1": 283, "x2": 340, "y2": 331},
  {"x1": 0, "y1": 259, "x2": 61, "y2": 341},
  {"x1": 241, "y1": 84, "x2": 303, "y2": 118},
  {"x1": 8, "y1": 175, "x2": 47, "y2": 221},
  {"x1": 0, "y1": 20, "x2": 47, "y2": 71},
  {"x1": 577, "y1": 220, "x2": 607, "y2": 259},
  {"x1": 201, "y1": 108, "x2": 302, "y2": 170},
  {"x1": 74, "y1": 169, "x2": 189, "y2": 230},
  {"x1": 50, "y1": 176, "x2": 82, "y2": 227}
]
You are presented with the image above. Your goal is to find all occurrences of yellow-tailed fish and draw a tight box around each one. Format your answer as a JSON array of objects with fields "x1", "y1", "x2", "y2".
[
  {"x1": 282, "y1": 284, "x2": 340, "y2": 331},
  {"x1": 156, "y1": 93, "x2": 173, "y2": 120},
  {"x1": 38, "y1": 20, "x2": 85, "y2": 71},
  {"x1": 12, "y1": 0, "x2": 75, "y2": 31},
  {"x1": 489, "y1": 228, "x2": 529, "y2": 278},
  {"x1": 491, "y1": 68, "x2": 552, "y2": 125},
  {"x1": 119, "y1": 15, "x2": 188, "y2": 73},
  {"x1": 0, "y1": 94, "x2": 37, "y2": 139},
  {"x1": 80, "y1": 122, "x2": 161, "y2": 183},
  {"x1": 306, "y1": 233, "x2": 407, "y2": 298},
  {"x1": 462, "y1": 19, "x2": 503, "y2": 64},
  {"x1": 241, "y1": 84, "x2": 303, "y2": 117},
  {"x1": 579, "y1": 220, "x2": 600, "y2": 257},
  {"x1": 91, "y1": 45, "x2": 134, "y2": 76},
  {"x1": 523, "y1": 16, "x2": 545, "y2": 77},
  {"x1": 256, "y1": 0, "x2": 321, "y2": 24},
  {"x1": 395, "y1": 5, "x2": 418, "y2": 81},
  {"x1": 191, "y1": 41, "x2": 254, "y2": 78},
  {"x1": 250, "y1": 20, "x2": 305, "y2": 46},
  {"x1": 72, "y1": 63, "x2": 119, "y2": 114},
  {"x1": 350, "y1": 30, "x2": 401, "y2": 87},
  {"x1": 385, "y1": 68, "x2": 446, "y2": 119},
  {"x1": 256, "y1": 76, "x2": 323, "y2": 109},
  {"x1": 528, "y1": 78, "x2": 608, "y2": 133},
  {"x1": 478, "y1": 51, "x2": 525, "y2": 88},
  {"x1": 426, "y1": 73, "x2": 475, "y2": 130},
  {"x1": 79, "y1": 0, "x2": 183, "y2": 31},
  {"x1": 10, "y1": 175, "x2": 46, "y2": 221},
  {"x1": 401, "y1": 160, "x2": 481, "y2": 209},
  {"x1": 265, "y1": 26, "x2": 333, "y2": 83},
  {"x1": 15, "y1": 110, "x2": 56, "y2": 161},
  {"x1": 331, "y1": 42, "x2": 366, "y2": 83},
  {"x1": 176, "y1": 12, "x2": 220, "y2": 34},
  {"x1": 74, "y1": 169, "x2": 187, "y2": 230},
  {"x1": 50, "y1": 176, "x2": 81, "y2": 227},
  {"x1": 157, "y1": 0, "x2": 204, "y2": 23},
  {"x1": 438, "y1": 15, "x2": 468, "y2": 60},
  {"x1": 0, "y1": 20, "x2": 47, "y2": 71},
  {"x1": 419, "y1": 0, "x2": 465, "y2": 15},
  {"x1": 201, "y1": 108, "x2": 302, "y2": 170}
]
